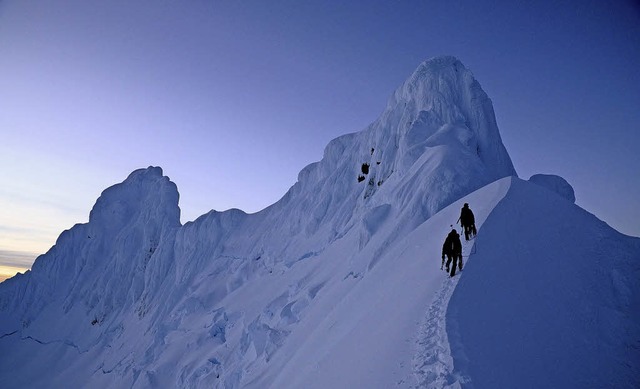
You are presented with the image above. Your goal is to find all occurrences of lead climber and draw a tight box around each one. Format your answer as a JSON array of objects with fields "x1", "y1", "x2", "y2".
[{"x1": 457, "y1": 203, "x2": 476, "y2": 241}]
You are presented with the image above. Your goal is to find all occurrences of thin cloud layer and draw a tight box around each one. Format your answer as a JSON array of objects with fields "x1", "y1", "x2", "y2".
[{"x1": 0, "y1": 250, "x2": 38, "y2": 268}]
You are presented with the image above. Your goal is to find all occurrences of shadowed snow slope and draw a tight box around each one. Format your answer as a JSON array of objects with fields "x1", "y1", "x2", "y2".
[
  {"x1": 2, "y1": 56, "x2": 637, "y2": 388},
  {"x1": 447, "y1": 178, "x2": 640, "y2": 388},
  {"x1": 528, "y1": 173, "x2": 576, "y2": 203}
]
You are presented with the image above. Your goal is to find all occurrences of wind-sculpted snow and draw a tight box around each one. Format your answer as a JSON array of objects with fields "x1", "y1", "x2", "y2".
[
  {"x1": 384, "y1": 56, "x2": 515, "y2": 181},
  {"x1": 11, "y1": 56, "x2": 634, "y2": 388},
  {"x1": 0, "y1": 167, "x2": 180, "y2": 351},
  {"x1": 528, "y1": 173, "x2": 576, "y2": 203}
]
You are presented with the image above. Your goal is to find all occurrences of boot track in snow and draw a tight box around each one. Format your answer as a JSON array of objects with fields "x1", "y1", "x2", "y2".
[{"x1": 412, "y1": 263, "x2": 470, "y2": 388}]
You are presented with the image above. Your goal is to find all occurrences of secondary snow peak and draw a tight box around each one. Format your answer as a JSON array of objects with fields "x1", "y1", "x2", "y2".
[
  {"x1": 89, "y1": 166, "x2": 181, "y2": 228},
  {"x1": 0, "y1": 166, "x2": 182, "y2": 353}
]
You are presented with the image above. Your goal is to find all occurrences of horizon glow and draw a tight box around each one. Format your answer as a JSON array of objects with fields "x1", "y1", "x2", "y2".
[{"x1": 1, "y1": 0, "x2": 639, "y2": 281}]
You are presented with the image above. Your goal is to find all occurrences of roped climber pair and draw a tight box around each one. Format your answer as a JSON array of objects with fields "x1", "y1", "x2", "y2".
[{"x1": 441, "y1": 203, "x2": 476, "y2": 277}]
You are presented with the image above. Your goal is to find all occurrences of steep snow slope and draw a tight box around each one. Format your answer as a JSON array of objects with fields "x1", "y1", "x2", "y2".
[
  {"x1": 252, "y1": 55, "x2": 516, "y2": 259},
  {"x1": 2, "y1": 175, "x2": 638, "y2": 388},
  {"x1": 0, "y1": 56, "x2": 525, "y2": 388},
  {"x1": 447, "y1": 178, "x2": 640, "y2": 388},
  {"x1": 255, "y1": 178, "x2": 512, "y2": 389},
  {"x1": 0, "y1": 167, "x2": 180, "y2": 342}
]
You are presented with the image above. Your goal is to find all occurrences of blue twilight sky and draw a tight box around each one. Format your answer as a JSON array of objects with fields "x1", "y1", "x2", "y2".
[{"x1": 1, "y1": 1, "x2": 639, "y2": 277}]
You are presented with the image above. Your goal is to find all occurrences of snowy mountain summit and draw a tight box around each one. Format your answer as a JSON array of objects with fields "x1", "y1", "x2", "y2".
[{"x1": 1, "y1": 56, "x2": 638, "y2": 388}]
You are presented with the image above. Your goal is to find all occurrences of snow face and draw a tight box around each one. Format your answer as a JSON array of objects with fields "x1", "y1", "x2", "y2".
[
  {"x1": 0, "y1": 167, "x2": 181, "y2": 351},
  {"x1": 383, "y1": 56, "x2": 516, "y2": 181},
  {"x1": 528, "y1": 173, "x2": 576, "y2": 203},
  {"x1": 2, "y1": 57, "x2": 637, "y2": 388},
  {"x1": 447, "y1": 178, "x2": 640, "y2": 388}
]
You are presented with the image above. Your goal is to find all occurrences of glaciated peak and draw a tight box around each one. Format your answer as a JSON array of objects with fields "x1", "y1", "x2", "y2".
[
  {"x1": 127, "y1": 165, "x2": 165, "y2": 180},
  {"x1": 89, "y1": 166, "x2": 181, "y2": 228},
  {"x1": 390, "y1": 55, "x2": 478, "y2": 111},
  {"x1": 0, "y1": 165, "x2": 183, "y2": 349},
  {"x1": 373, "y1": 56, "x2": 516, "y2": 180},
  {"x1": 5, "y1": 57, "x2": 633, "y2": 389},
  {"x1": 415, "y1": 55, "x2": 464, "y2": 71}
]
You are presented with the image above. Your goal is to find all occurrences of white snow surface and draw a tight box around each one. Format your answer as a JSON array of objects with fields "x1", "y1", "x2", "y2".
[{"x1": 1, "y1": 56, "x2": 638, "y2": 388}]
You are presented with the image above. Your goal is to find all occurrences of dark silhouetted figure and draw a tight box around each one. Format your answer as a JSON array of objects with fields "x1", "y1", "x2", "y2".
[
  {"x1": 442, "y1": 229, "x2": 463, "y2": 277},
  {"x1": 458, "y1": 203, "x2": 476, "y2": 241}
]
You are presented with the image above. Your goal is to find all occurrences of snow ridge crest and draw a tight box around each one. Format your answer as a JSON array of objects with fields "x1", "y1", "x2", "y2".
[{"x1": 1, "y1": 57, "x2": 520, "y2": 388}]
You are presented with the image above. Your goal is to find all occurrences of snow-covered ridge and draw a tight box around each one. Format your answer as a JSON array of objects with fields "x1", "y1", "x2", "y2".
[
  {"x1": 0, "y1": 56, "x2": 518, "y2": 387},
  {"x1": 5, "y1": 56, "x2": 635, "y2": 388},
  {"x1": 447, "y1": 177, "x2": 640, "y2": 388},
  {"x1": 258, "y1": 56, "x2": 516, "y2": 255}
]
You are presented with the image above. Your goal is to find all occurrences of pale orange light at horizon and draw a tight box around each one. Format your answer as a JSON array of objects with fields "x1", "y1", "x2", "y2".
[{"x1": 0, "y1": 265, "x2": 29, "y2": 283}]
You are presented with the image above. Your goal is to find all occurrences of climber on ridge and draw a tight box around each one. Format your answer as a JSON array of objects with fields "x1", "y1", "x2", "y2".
[
  {"x1": 441, "y1": 228, "x2": 463, "y2": 277},
  {"x1": 457, "y1": 203, "x2": 476, "y2": 241}
]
